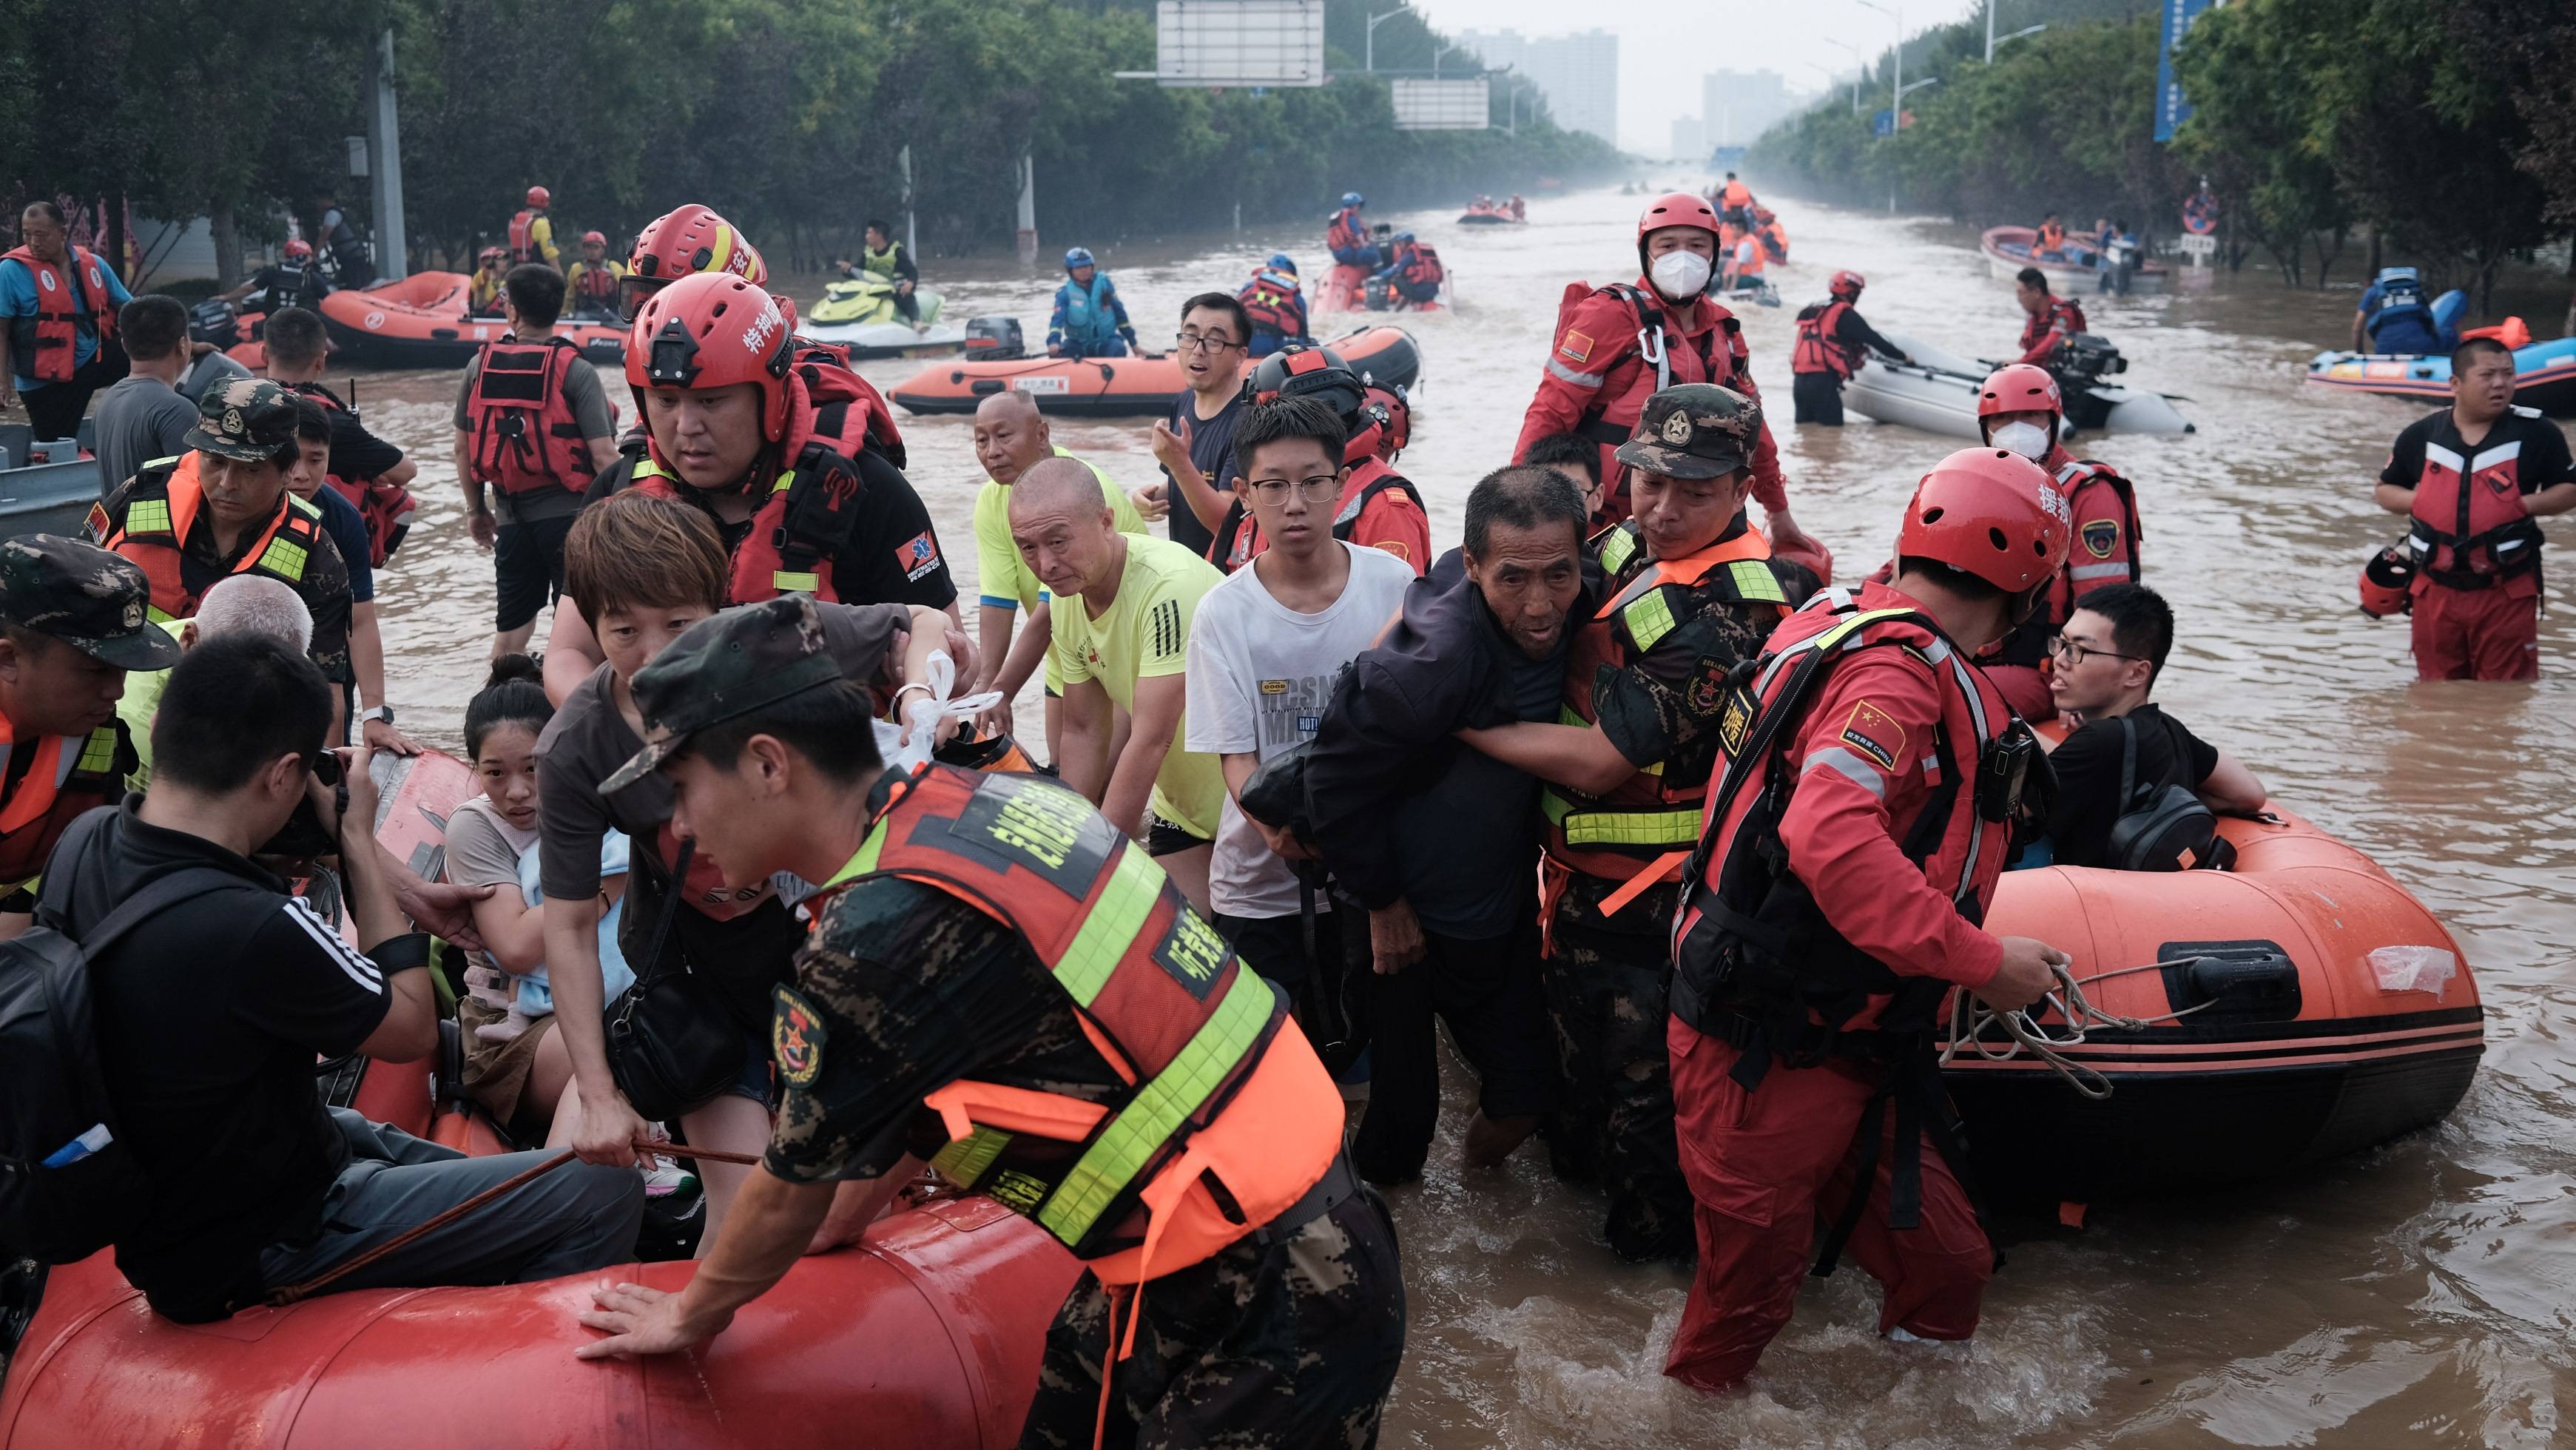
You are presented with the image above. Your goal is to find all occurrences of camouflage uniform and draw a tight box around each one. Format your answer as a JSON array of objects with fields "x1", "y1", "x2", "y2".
[
  {"x1": 1543, "y1": 385, "x2": 1817, "y2": 1263},
  {"x1": 608, "y1": 596, "x2": 1408, "y2": 1450}
]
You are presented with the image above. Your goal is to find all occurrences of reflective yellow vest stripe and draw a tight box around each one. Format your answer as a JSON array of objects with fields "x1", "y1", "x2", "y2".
[{"x1": 1541, "y1": 788, "x2": 1702, "y2": 847}]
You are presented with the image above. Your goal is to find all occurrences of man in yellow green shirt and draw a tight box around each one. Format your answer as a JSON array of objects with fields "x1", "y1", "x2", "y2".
[
  {"x1": 1008, "y1": 456, "x2": 1228, "y2": 911},
  {"x1": 968, "y1": 389, "x2": 1147, "y2": 761}
]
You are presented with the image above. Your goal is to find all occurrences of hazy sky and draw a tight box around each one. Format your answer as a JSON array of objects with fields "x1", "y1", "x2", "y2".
[{"x1": 1409, "y1": 0, "x2": 1990, "y2": 153}]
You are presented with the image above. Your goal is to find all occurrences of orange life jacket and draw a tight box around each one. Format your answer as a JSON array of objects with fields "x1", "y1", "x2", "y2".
[
  {"x1": 4, "y1": 245, "x2": 118, "y2": 385},
  {"x1": 570, "y1": 261, "x2": 621, "y2": 306},
  {"x1": 288, "y1": 382, "x2": 417, "y2": 567},
  {"x1": 2409, "y1": 422, "x2": 2546, "y2": 591},
  {"x1": 1721, "y1": 181, "x2": 1753, "y2": 211},
  {"x1": 0, "y1": 714, "x2": 129, "y2": 888},
  {"x1": 1792, "y1": 300, "x2": 1860, "y2": 378},
  {"x1": 818, "y1": 765, "x2": 1341, "y2": 1287},
  {"x1": 507, "y1": 207, "x2": 546, "y2": 264},
  {"x1": 1728, "y1": 237, "x2": 1766, "y2": 280},
  {"x1": 1758, "y1": 222, "x2": 1790, "y2": 264},
  {"x1": 90, "y1": 454, "x2": 331, "y2": 623},
  {"x1": 468, "y1": 335, "x2": 596, "y2": 499},
  {"x1": 2037, "y1": 221, "x2": 2066, "y2": 252},
  {"x1": 1398, "y1": 245, "x2": 1444, "y2": 289},
  {"x1": 1237, "y1": 268, "x2": 1306, "y2": 340},
  {"x1": 630, "y1": 358, "x2": 898, "y2": 604},
  {"x1": 1544, "y1": 522, "x2": 1791, "y2": 886},
  {"x1": 1326, "y1": 207, "x2": 1365, "y2": 252}
]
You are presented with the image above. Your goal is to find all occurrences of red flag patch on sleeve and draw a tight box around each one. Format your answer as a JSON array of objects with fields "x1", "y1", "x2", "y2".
[
  {"x1": 1838, "y1": 700, "x2": 1906, "y2": 772},
  {"x1": 1559, "y1": 328, "x2": 1594, "y2": 365}
]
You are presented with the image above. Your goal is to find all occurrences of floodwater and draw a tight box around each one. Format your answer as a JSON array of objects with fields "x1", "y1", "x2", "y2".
[{"x1": 343, "y1": 188, "x2": 2572, "y2": 1447}]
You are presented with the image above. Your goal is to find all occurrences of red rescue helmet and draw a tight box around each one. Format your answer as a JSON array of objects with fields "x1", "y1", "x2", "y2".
[
  {"x1": 627, "y1": 272, "x2": 796, "y2": 442},
  {"x1": 1829, "y1": 269, "x2": 1865, "y2": 299},
  {"x1": 1243, "y1": 343, "x2": 1369, "y2": 422},
  {"x1": 1773, "y1": 536, "x2": 1835, "y2": 587},
  {"x1": 1896, "y1": 447, "x2": 2071, "y2": 595},
  {"x1": 1364, "y1": 382, "x2": 1410, "y2": 461},
  {"x1": 1636, "y1": 190, "x2": 1722, "y2": 274},
  {"x1": 1977, "y1": 362, "x2": 2062, "y2": 422},
  {"x1": 2358, "y1": 544, "x2": 2414, "y2": 618},
  {"x1": 526, "y1": 186, "x2": 550, "y2": 208},
  {"x1": 282, "y1": 238, "x2": 314, "y2": 261},
  {"x1": 477, "y1": 246, "x2": 508, "y2": 265},
  {"x1": 627, "y1": 203, "x2": 768, "y2": 289},
  {"x1": 581, "y1": 229, "x2": 607, "y2": 248}
]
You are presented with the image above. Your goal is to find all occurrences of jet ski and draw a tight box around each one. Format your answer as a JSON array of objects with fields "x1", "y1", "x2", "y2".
[{"x1": 799, "y1": 273, "x2": 1006, "y2": 360}]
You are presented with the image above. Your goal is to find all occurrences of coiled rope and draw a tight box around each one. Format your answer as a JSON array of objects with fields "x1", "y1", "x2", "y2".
[{"x1": 1941, "y1": 959, "x2": 2217, "y2": 1100}]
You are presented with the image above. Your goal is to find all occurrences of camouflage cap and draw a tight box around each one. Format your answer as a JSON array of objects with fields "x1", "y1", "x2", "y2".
[
  {"x1": 0, "y1": 535, "x2": 185, "y2": 670},
  {"x1": 1616, "y1": 382, "x2": 1762, "y2": 481},
  {"x1": 601, "y1": 595, "x2": 843, "y2": 794},
  {"x1": 183, "y1": 377, "x2": 300, "y2": 464}
]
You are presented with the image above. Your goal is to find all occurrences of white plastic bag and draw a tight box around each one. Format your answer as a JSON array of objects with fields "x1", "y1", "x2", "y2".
[
  {"x1": 885, "y1": 650, "x2": 1002, "y2": 777},
  {"x1": 2368, "y1": 945, "x2": 2457, "y2": 995}
]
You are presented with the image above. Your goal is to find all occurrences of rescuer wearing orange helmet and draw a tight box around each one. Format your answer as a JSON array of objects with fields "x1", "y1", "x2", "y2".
[
  {"x1": 1663, "y1": 445, "x2": 2076, "y2": 1389},
  {"x1": 508, "y1": 186, "x2": 559, "y2": 270},
  {"x1": 562, "y1": 231, "x2": 627, "y2": 321},
  {"x1": 1514, "y1": 190, "x2": 1819, "y2": 564},
  {"x1": 1789, "y1": 270, "x2": 1909, "y2": 426}
]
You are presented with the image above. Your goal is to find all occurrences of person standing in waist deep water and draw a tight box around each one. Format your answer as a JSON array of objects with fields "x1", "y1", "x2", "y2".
[
  {"x1": 2352, "y1": 266, "x2": 2448, "y2": 356},
  {"x1": 1451, "y1": 385, "x2": 1819, "y2": 1263},
  {"x1": 1046, "y1": 247, "x2": 1142, "y2": 360},
  {"x1": 1663, "y1": 445, "x2": 2077, "y2": 1392},
  {"x1": 1305, "y1": 465, "x2": 1591, "y2": 1187},
  {"x1": 1514, "y1": 190, "x2": 1820, "y2": 562},
  {"x1": 2373, "y1": 336, "x2": 2576, "y2": 681},
  {"x1": 1790, "y1": 271, "x2": 1909, "y2": 426},
  {"x1": 566, "y1": 595, "x2": 1406, "y2": 1449},
  {"x1": 1, "y1": 200, "x2": 133, "y2": 442}
]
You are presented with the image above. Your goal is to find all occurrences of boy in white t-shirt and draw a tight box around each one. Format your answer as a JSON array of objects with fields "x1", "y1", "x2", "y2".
[{"x1": 1184, "y1": 396, "x2": 1415, "y2": 1019}]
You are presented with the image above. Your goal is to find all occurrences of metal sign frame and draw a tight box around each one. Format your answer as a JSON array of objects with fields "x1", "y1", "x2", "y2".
[
  {"x1": 1392, "y1": 77, "x2": 1491, "y2": 131},
  {"x1": 1117, "y1": 1, "x2": 1327, "y2": 89}
]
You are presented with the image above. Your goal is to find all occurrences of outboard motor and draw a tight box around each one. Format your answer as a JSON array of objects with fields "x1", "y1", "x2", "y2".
[
  {"x1": 963, "y1": 315, "x2": 1025, "y2": 360},
  {"x1": 2051, "y1": 332, "x2": 2127, "y2": 432},
  {"x1": 1363, "y1": 275, "x2": 1397, "y2": 312},
  {"x1": 189, "y1": 297, "x2": 242, "y2": 351}
]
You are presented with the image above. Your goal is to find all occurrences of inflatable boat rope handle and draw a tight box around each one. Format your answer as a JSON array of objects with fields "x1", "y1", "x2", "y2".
[
  {"x1": 266, "y1": 1150, "x2": 581, "y2": 1306},
  {"x1": 1940, "y1": 959, "x2": 2219, "y2": 1101},
  {"x1": 630, "y1": 1139, "x2": 763, "y2": 1166}
]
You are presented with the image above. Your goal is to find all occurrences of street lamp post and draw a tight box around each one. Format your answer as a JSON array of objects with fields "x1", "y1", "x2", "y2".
[
  {"x1": 1365, "y1": 9, "x2": 1401, "y2": 72},
  {"x1": 1824, "y1": 38, "x2": 1864, "y2": 115},
  {"x1": 1855, "y1": 0, "x2": 1901, "y2": 135}
]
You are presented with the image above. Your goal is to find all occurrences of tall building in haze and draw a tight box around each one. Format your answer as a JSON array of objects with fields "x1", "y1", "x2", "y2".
[
  {"x1": 1454, "y1": 28, "x2": 1620, "y2": 147},
  {"x1": 1700, "y1": 69, "x2": 1796, "y2": 147}
]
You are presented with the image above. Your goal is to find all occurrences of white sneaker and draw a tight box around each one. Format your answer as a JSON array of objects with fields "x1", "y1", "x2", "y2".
[{"x1": 643, "y1": 1156, "x2": 699, "y2": 1199}]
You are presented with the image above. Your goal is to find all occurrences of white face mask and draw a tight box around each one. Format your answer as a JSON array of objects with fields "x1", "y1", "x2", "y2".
[
  {"x1": 1989, "y1": 420, "x2": 2053, "y2": 460},
  {"x1": 1649, "y1": 249, "x2": 1713, "y2": 300}
]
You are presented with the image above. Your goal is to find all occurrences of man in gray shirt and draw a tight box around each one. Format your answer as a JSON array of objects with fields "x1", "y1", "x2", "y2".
[{"x1": 90, "y1": 295, "x2": 202, "y2": 491}]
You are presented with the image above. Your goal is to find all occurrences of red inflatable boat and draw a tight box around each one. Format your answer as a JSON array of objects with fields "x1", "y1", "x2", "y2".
[
  {"x1": 1946, "y1": 806, "x2": 2484, "y2": 1204},
  {"x1": 889, "y1": 324, "x2": 1421, "y2": 419},
  {"x1": 0, "y1": 749, "x2": 1084, "y2": 1446},
  {"x1": 1315, "y1": 263, "x2": 1369, "y2": 314},
  {"x1": 320, "y1": 272, "x2": 627, "y2": 369}
]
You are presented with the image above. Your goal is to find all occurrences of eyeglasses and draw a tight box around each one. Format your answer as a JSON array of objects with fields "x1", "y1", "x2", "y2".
[
  {"x1": 1247, "y1": 473, "x2": 1342, "y2": 503},
  {"x1": 2046, "y1": 635, "x2": 2144, "y2": 667},
  {"x1": 1173, "y1": 331, "x2": 1241, "y2": 354}
]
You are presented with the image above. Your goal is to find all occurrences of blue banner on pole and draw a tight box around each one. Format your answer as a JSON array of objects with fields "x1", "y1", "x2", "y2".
[
  {"x1": 1872, "y1": 109, "x2": 1895, "y2": 138},
  {"x1": 2154, "y1": 0, "x2": 2216, "y2": 143}
]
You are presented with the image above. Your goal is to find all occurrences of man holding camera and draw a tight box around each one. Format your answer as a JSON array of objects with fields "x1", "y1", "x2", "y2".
[{"x1": 38, "y1": 633, "x2": 643, "y2": 1323}]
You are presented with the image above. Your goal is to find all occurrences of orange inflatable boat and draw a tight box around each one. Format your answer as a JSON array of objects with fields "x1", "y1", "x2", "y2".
[
  {"x1": 320, "y1": 272, "x2": 627, "y2": 369},
  {"x1": 1945, "y1": 806, "x2": 2484, "y2": 1204},
  {"x1": 0, "y1": 749, "x2": 1085, "y2": 1446},
  {"x1": 889, "y1": 323, "x2": 1421, "y2": 419},
  {"x1": 1315, "y1": 263, "x2": 1369, "y2": 314}
]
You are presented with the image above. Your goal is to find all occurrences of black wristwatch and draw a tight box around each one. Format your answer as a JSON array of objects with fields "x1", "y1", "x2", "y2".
[{"x1": 361, "y1": 705, "x2": 395, "y2": 726}]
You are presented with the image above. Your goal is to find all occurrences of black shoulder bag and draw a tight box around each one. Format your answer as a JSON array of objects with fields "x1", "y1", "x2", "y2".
[{"x1": 602, "y1": 840, "x2": 747, "y2": 1120}]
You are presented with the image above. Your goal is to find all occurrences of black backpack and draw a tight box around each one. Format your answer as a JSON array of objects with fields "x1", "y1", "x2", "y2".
[
  {"x1": 0, "y1": 868, "x2": 231, "y2": 1264},
  {"x1": 2105, "y1": 717, "x2": 2234, "y2": 873}
]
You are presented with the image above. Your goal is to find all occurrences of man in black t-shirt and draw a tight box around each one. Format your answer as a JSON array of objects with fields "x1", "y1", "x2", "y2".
[
  {"x1": 41, "y1": 635, "x2": 641, "y2": 1322},
  {"x1": 1144, "y1": 292, "x2": 1253, "y2": 561},
  {"x1": 2040, "y1": 584, "x2": 2267, "y2": 869}
]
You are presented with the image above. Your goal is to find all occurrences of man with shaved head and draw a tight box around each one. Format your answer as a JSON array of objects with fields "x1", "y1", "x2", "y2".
[
  {"x1": 1008, "y1": 456, "x2": 1228, "y2": 909},
  {"x1": 968, "y1": 388, "x2": 1149, "y2": 758},
  {"x1": 116, "y1": 575, "x2": 317, "y2": 794}
]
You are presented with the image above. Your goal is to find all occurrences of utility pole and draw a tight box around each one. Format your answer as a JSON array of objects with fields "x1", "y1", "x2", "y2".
[
  {"x1": 899, "y1": 145, "x2": 916, "y2": 258},
  {"x1": 363, "y1": 29, "x2": 408, "y2": 281},
  {"x1": 1986, "y1": 0, "x2": 1995, "y2": 64},
  {"x1": 1855, "y1": 0, "x2": 1902, "y2": 134},
  {"x1": 1364, "y1": 9, "x2": 1401, "y2": 72},
  {"x1": 1014, "y1": 153, "x2": 1036, "y2": 266}
]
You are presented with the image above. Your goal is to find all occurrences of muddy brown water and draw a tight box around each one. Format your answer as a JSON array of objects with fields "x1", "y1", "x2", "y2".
[{"x1": 333, "y1": 189, "x2": 2572, "y2": 1447}]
